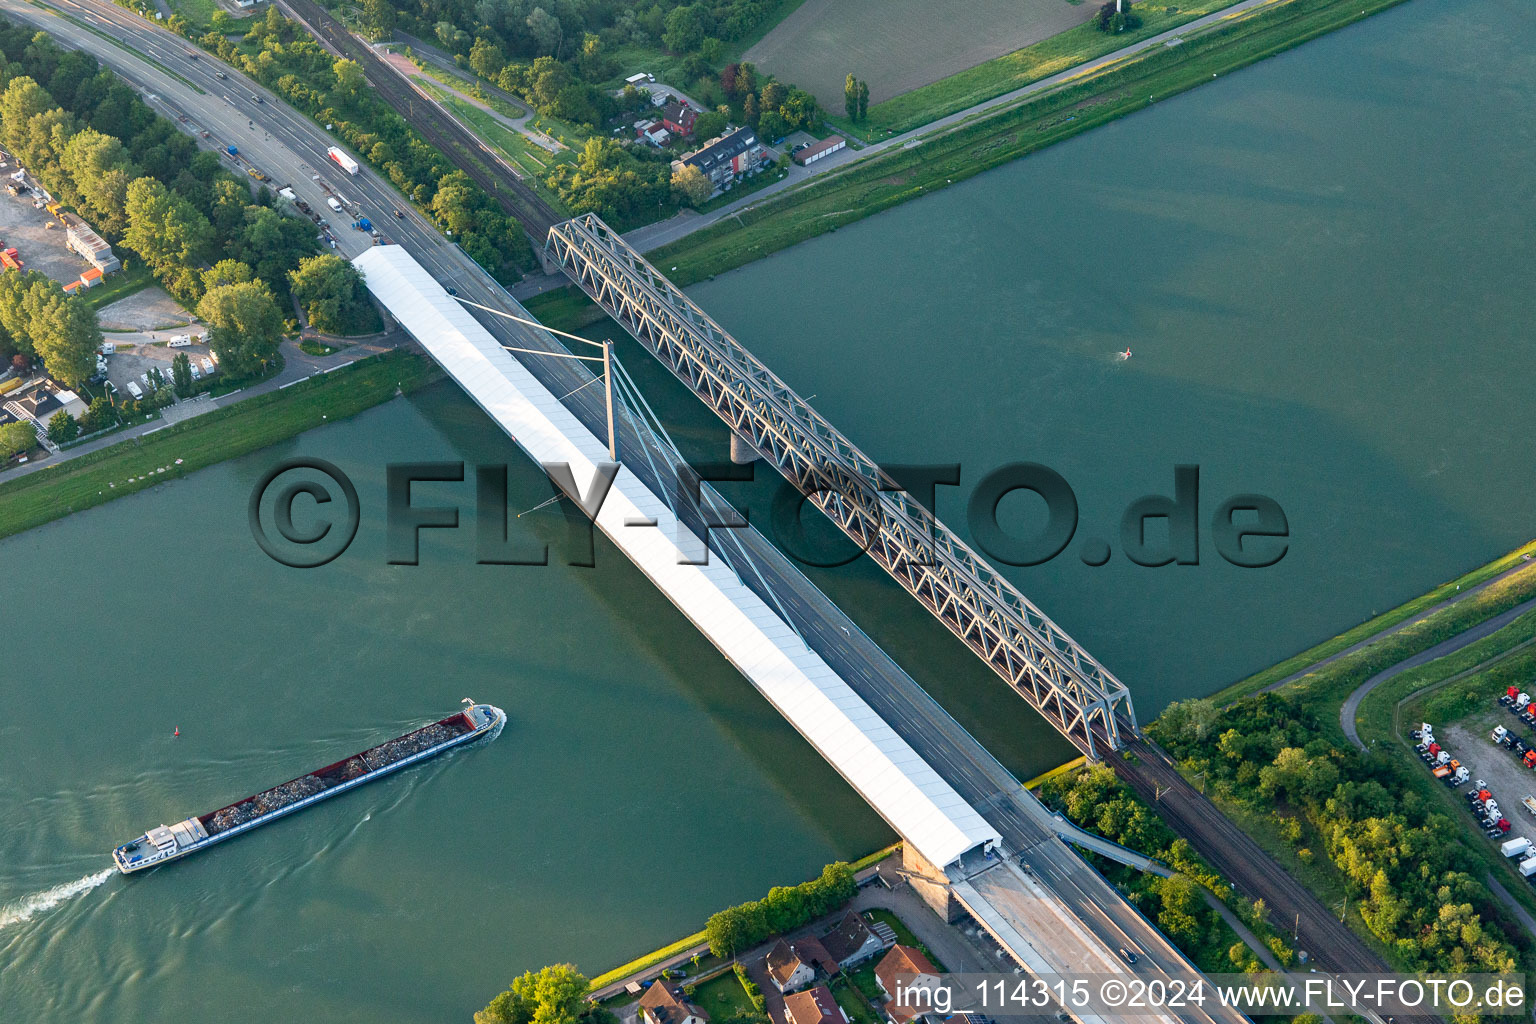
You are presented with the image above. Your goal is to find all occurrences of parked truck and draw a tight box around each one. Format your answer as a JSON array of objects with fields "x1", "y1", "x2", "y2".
[
  {"x1": 1520, "y1": 855, "x2": 1536, "y2": 877},
  {"x1": 327, "y1": 146, "x2": 359, "y2": 175},
  {"x1": 1502, "y1": 837, "x2": 1530, "y2": 858},
  {"x1": 226, "y1": 145, "x2": 238, "y2": 157},
  {"x1": 1524, "y1": 796, "x2": 1536, "y2": 818},
  {"x1": 1494, "y1": 725, "x2": 1509, "y2": 744},
  {"x1": 1449, "y1": 766, "x2": 1469, "y2": 786}
]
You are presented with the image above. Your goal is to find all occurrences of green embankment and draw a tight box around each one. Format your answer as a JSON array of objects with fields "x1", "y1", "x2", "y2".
[
  {"x1": 0, "y1": 350, "x2": 439, "y2": 541},
  {"x1": 647, "y1": 0, "x2": 1412, "y2": 288},
  {"x1": 1216, "y1": 540, "x2": 1536, "y2": 703},
  {"x1": 834, "y1": 0, "x2": 1242, "y2": 139},
  {"x1": 582, "y1": 843, "x2": 900, "y2": 993}
]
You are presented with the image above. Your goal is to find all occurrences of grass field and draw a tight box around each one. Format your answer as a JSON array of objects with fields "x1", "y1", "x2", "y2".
[
  {"x1": 415, "y1": 84, "x2": 576, "y2": 215},
  {"x1": 652, "y1": 0, "x2": 1413, "y2": 287},
  {"x1": 0, "y1": 350, "x2": 438, "y2": 541},
  {"x1": 745, "y1": 0, "x2": 1096, "y2": 113},
  {"x1": 840, "y1": 0, "x2": 1241, "y2": 137},
  {"x1": 168, "y1": 0, "x2": 219, "y2": 29},
  {"x1": 82, "y1": 262, "x2": 156, "y2": 310}
]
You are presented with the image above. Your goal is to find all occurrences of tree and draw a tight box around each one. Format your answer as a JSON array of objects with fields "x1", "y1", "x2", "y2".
[
  {"x1": 742, "y1": 93, "x2": 758, "y2": 127},
  {"x1": 47, "y1": 409, "x2": 79, "y2": 443},
  {"x1": 172, "y1": 352, "x2": 193, "y2": 397},
  {"x1": 758, "y1": 81, "x2": 786, "y2": 115},
  {"x1": 477, "y1": 965, "x2": 588, "y2": 1024},
  {"x1": 857, "y1": 80, "x2": 869, "y2": 121},
  {"x1": 662, "y1": 5, "x2": 705, "y2": 54},
  {"x1": 360, "y1": 0, "x2": 396, "y2": 36},
  {"x1": 332, "y1": 59, "x2": 366, "y2": 103},
  {"x1": 124, "y1": 177, "x2": 214, "y2": 280},
  {"x1": 693, "y1": 110, "x2": 727, "y2": 141},
  {"x1": 0, "y1": 420, "x2": 34, "y2": 458},
  {"x1": 289, "y1": 254, "x2": 379, "y2": 335},
  {"x1": 81, "y1": 395, "x2": 114, "y2": 432},
  {"x1": 470, "y1": 37, "x2": 505, "y2": 81},
  {"x1": 198, "y1": 281, "x2": 284, "y2": 377},
  {"x1": 844, "y1": 74, "x2": 857, "y2": 120},
  {"x1": 31, "y1": 286, "x2": 101, "y2": 387},
  {"x1": 672, "y1": 163, "x2": 712, "y2": 207},
  {"x1": 525, "y1": 8, "x2": 563, "y2": 56},
  {"x1": 203, "y1": 259, "x2": 254, "y2": 292},
  {"x1": 60, "y1": 128, "x2": 138, "y2": 235}
]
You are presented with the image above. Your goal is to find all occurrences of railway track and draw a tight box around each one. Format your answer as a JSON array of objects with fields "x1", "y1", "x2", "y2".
[
  {"x1": 1112, "y1": 733, "x2": 1389, "y2": 974},
  {"x1": 278, "y1": 0, "x2": 559, "y2": 242}
]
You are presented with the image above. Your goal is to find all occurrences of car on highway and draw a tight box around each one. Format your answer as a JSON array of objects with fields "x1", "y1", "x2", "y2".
[
  {"x1": 1119, "y1": 947, "x2": 1138, "y2": 964},
  {"x1": 216, "y1": 71, "x2": 227, "y2": 79}
]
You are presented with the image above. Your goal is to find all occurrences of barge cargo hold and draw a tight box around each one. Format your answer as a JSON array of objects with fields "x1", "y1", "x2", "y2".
[{"x1": 112, "y1": 700, "x2": 505, "y2": 874}]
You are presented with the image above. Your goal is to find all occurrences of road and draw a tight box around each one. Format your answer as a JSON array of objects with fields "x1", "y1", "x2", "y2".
[
  {"x1": 276, "y1": 0, "x2": 559, "y2": 240},
  {"x1": 615, "y1": 0, "x2": 1290, "y2": 255},
  {"x1": 1340, "y1": 593, "x2": 1536, "y2": 751},
  {"x1": 16, "y1": 4, "x2": 1240, "y2": 1018},
  {"x1": 1263, "y1": 556, "x2": 1536, "y2": 696}
]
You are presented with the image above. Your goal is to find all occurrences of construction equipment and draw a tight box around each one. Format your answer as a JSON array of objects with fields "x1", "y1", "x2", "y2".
[{"x1": 1, "y1": 248, "x2": 24, "y2": 270}]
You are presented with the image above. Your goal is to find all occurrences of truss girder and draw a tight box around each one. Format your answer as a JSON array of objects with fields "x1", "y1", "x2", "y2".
[{"x1": 546, "y1": 215, "x2": 1137, "y2": 757}]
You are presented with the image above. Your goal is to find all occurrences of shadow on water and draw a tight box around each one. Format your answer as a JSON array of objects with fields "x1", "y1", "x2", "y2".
[{"x1": 398, "y1": 381, "x2": 892, "y2": 855}]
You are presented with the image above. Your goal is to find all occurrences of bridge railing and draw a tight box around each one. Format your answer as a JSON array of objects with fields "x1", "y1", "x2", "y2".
[{"x1": 546, "y1": 214, "x2": 1136, "y2": 756}]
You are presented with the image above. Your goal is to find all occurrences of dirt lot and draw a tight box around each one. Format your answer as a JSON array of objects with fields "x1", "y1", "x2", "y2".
[
  {"x1": 0, "y1": 180, "x2": 98, "y2": 286},
  {"x1": 744, "y1": 0, "x2": 1097, "y2": 108},
  {"x1": 1443, "y1": 716, "x2": 1536, "y2": 848},
  {"x1": 97, "y1": 287, "x2": 194, "y2": 332}
]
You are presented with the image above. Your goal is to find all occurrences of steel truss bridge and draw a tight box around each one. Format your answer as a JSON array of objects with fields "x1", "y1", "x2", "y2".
[{"x1": 546, "y1": 214, "x2": 1137, "y2": 757}]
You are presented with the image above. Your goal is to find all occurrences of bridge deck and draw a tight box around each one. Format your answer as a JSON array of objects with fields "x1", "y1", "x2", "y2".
[{"x1": 355, "y1": 244, "x2": 1001, "y2": 871}]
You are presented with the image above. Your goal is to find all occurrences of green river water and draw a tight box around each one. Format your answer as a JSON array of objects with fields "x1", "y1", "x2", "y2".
[{"x1": 2, "y1": 0, "x2": 1532, "y2": 1020}]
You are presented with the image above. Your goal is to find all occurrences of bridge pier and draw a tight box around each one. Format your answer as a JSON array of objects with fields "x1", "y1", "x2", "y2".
[
  {"x1": 902, "y1": 844, "x2": 966, "y2": 924},
  {"x1": 729, "y1": 432, "x2": 759, "y2": 465}
]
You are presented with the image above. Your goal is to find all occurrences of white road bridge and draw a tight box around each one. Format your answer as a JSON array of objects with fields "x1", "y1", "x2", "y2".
[{"x1": 355, "y1": 245, "x2": 1246, "y2": 1024}]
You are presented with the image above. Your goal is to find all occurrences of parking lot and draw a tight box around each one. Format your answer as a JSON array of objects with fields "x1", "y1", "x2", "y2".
[
  {"x1": 0, "y1": 172, "x2": 98, "y2": 286},
  {"x1": 1443, "y1": 715, "x2": 1536, "y2": 851}
]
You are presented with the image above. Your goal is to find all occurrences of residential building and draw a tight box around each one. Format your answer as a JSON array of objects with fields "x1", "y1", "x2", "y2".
[
  {"x1": 793, "y1": 136, "x2": 846, "y2": 166},
  {"x1": 639, "y1": 980, "x2": 709, "y2": 1024},
  {"x1": 764, "y1": 938, "x2": 816, "y2": 993},
  {"x1": 660, "y1": 100, "x2": 698, "y2": 138},
  {"x1": 783, "y1": 986, "x2": 848, "y2": 1024},
  {"x1": 10, "y1": 381, "x2": 86, "y2": 425},
  {"x1": 820, "y1": 910, "x2": 888, "y2": 967},
  {"x1": 675, "y1": 127, "x2": 765, "y2": 188},
  {"x1": 635, "y1": 120, "x2": 672, "y2": 146},
  {"x1": 61, "y1": 212, "x2": 121, "y2": 274},
  {"x1": 874, "y1": 945, "x2": 940, "y2": 1024}
]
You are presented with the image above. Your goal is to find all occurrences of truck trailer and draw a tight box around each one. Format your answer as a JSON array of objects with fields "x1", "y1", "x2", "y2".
[{"x1": 327, "y1": 146, "x2": 359, "y2": 175}]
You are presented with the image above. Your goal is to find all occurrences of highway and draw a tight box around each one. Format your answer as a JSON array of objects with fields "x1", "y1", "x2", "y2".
[{"x1": 11, "y1": 4, "x2": 1250, "y2": 1020}]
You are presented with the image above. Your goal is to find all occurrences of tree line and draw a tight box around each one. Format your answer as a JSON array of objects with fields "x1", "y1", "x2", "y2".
[
  {"x1": 704, "y1": 861, "x2": 857, "y2": 958},
  {"x1": 1039, "y1": 763, "x2": 1299, "y2": 974},
  {"x1": 188, "y1": 7, "x2": 532, "y2": 280},
  {"x1": 1153, "y1": 693, "x2": 1524, "y2": 981},
  {"x1": 0, "y1": 23, "x2": 378, "y2": 384}
]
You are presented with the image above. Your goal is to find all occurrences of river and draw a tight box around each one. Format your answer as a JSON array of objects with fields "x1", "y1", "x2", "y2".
[{"x1": 2, "y1": 0, "x2": 1531, "y2": 1020}]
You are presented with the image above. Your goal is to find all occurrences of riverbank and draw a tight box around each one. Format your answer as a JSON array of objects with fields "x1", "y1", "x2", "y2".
[
  {"x1": 1215, "y1": 540, "x2": 1536, "y2": 703},
  {"x1": 0, "y1": 350, "x2": 440, "y2": 541},
  {"x1": 583, "y1": 844, "x2": 902, "y2": 996},
  {"x1": 644, "y1": 0, "x2": 1412, "y2": 288}
]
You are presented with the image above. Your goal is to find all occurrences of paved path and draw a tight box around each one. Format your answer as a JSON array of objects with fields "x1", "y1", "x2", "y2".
[
  {"x1": 1485, "y1": 874, "x2": 1536, "y2": 945},
  {"x1": 0, "y1": 329, "x2": 403, "y2": 485},
  {"x1": 1263, "y1": 557, "x2": 1536, "y2": 695},
  {"x1": 614, "y1": 0, "x2": 1287, "y2": 256},
  {"x1": 1340, "y1": 591, "x2": 1536, "y2": 751}
]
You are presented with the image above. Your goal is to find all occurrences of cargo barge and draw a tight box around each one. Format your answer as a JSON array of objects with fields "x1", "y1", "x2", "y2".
[{"x1": 112, "y1": 700, "x2": 505, "y2": 874}]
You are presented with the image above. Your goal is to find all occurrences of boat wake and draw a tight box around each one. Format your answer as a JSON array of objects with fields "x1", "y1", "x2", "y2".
[{"x1": 0, "y1": 870, "x2": 114, "y2": 932}]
